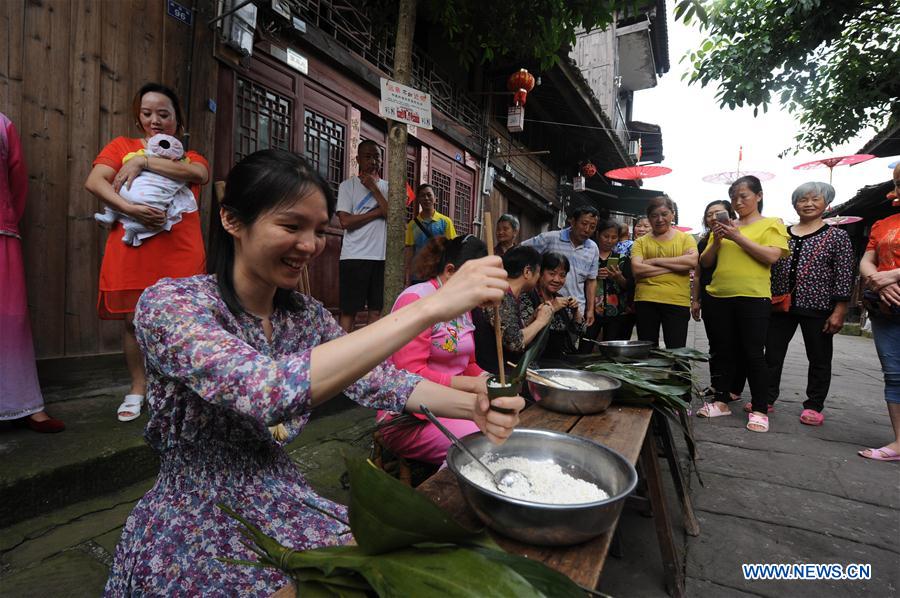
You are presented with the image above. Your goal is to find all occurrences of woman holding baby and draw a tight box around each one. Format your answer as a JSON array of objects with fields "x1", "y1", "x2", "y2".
[{"x1": 85, "y1": 83, "x2": 209, "y2": 422}]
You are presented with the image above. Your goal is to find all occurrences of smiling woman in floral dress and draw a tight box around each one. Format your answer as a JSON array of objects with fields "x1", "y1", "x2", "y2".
[{"x1": 102, "y1": 150, "x2": 523, "y2": 596}]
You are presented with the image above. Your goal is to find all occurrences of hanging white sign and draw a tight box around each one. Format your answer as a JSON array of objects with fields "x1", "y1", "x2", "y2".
[{"x1": 379, "y1": 78, "x2": 433, "y2": 130}]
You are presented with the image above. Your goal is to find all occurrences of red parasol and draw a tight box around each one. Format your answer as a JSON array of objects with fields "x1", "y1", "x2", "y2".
[
  {"x1": 793, "y1": 154, "x2": 875, "y2": 183},
  {"x1": 823, "y1": 215, "x2": 862, "y2": 226},
  {"x1": 702, "y1": 170, "x2": 775, "y2": 184},
  {"x1": 672, "y1": 225, "x2": 693, "y2": 232},
  {"x1": 604, "y1": 165, "x2": 671, "y2": 181}
]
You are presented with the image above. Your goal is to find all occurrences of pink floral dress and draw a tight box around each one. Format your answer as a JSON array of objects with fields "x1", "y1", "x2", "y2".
[{"x1": 104, "y1": 275, "x2": 420, "y2": 596}]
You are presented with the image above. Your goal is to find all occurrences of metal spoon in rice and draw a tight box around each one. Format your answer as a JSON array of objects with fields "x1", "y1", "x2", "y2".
[{"x1": 419, "y1": 405, "x2": 532, "y2": 494}]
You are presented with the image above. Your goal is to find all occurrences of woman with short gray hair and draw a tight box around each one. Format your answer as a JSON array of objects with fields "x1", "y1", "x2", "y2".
[
  {"x1": 764, "y1": 181, "x2": 854, "y2": 426},
  {"x1": 494, "y1": 213, "x2": 520, "y2": 256}
]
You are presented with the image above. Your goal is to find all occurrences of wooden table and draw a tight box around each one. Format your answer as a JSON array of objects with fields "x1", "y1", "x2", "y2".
[{"x1": 417, "y1": 403, "x2": 693, "y2": 597}]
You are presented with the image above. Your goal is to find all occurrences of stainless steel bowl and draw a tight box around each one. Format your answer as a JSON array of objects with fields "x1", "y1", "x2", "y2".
[
  {"x1": 527, "y1": 368, "x2": 620, "y2": 415},
  {"x1": 594, "y1": 339, "x2": 654, "y2": 359},
  {"x1": 446, "y1": 429, "x2": 638, "y2": 546}
]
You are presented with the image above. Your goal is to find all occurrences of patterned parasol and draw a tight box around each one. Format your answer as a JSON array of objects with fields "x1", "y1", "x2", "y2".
[
  {"x1": 823, "y1": 215, "x2": 863, "y2": 226},
  {"x1": 793, "y1": 154, "x2": 875, "y2": 183},
  {"x1": 702, "y1": 170, "x2": 775, "y2": 184}
]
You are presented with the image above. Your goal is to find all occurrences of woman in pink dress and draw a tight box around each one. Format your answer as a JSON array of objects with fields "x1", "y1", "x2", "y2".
[
  {"x1": 378, "y1": 234, "x2": 491, "y2": 464},
  {"x1": 0, "y1": 112, "x2": 64, "y2": 432}
]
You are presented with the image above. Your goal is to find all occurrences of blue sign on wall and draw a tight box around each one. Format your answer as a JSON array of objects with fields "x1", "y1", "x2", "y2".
[{"x1": 167, "y1": 0, "x2": 193, "y2": 26}]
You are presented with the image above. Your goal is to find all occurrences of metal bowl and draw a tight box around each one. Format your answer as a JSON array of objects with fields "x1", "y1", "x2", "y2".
[
  {"x1": 527, "y1": 368, "x2": 620, "y2": 415},
  {"x1": 594, "y1": 339, "x2": 654, "y2": 359},
  {"x1": 446, "y1": 429, "x2": 638, "y2": 546}
]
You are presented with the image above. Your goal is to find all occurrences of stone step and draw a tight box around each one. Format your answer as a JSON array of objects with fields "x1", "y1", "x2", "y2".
[
  {"x1": 0, "y1": 387, "x2": 364, "y2": 528},
  {"x1": 0, "y1": 394, "x2": 157, "y2": 529}
]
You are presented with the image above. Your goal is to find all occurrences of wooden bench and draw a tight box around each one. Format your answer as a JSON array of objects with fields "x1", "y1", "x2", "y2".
[{"x1": 417, "y1": 403, "x2": 694, "y2": 597}]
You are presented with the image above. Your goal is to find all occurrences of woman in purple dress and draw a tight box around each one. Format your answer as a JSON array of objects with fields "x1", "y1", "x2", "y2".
[
  {"x1": 0, "y1": 111, "x2": 64, "y2": 433},
  {"x1": 103, "y1": 149, "x2": 522, "y2": 596}
]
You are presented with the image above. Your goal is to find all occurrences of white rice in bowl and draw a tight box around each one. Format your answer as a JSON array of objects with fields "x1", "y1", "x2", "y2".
[{"x1": 460, "y1": 455, "x2": 609, "y2": 504}]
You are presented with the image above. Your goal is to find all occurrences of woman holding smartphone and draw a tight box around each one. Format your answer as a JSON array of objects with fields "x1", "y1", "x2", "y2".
[
  {"x1": 692, "y1": 200, "x2": 745, "y2": 400},
  {"x1": 697, "y1": 176, "x2": 789, "y2": 432},
  {"x1": 630, "y1": 196, "x2": 698, "y2": 348},
  {"x1": 585, "y1": 219, "x2": 632, "y2": 346}
]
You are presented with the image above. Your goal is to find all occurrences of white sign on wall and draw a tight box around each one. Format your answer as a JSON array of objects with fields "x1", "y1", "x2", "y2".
[
  {"x1": 379, "y1": 78, "x2": 433, "y2": 130},
  {"x1": 285, "y1": 48, "x2": 308, "y2": 75}
]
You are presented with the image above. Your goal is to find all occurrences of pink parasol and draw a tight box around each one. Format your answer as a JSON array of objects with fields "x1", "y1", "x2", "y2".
[
  {"x1": 823, "y1": 215, "x2": 862, "y2": 226},
  {"x1": 703, "y1": 146, "x2": 774, "y2": 185},
  {"x1": 793, "y1": 154, "x2": 875, "y2": 183},
  {"x1": 604, "y1": 165, "x2": 672, "y2": 181},
  {"x1": 673, "y1": 225, "x2": 693, "y2": 232},
  {"x1": 702, "y1": 170, "x2": 775, "y2": 184}
]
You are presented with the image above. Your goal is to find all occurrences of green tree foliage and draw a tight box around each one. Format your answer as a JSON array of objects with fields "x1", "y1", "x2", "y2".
[{"x1": 674, "y1": 0, "x2": 900, "y2": 152}]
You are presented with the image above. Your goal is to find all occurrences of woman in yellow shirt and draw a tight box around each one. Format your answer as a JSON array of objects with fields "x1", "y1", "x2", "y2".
[
  {"x1": 631, "y1": 196, "x2": 698, "y2": 348},
  {"x1": 697, "y1": 176, "x2": 789, "y2": 432}
]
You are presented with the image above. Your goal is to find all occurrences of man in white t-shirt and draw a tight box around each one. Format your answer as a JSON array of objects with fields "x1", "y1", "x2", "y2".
[{"x1": 336, "y1": 140, "x2": 389, "y2": 331}]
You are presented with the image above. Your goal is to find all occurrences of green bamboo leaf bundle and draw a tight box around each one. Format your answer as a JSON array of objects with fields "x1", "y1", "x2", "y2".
[{"x1": 219, "y1": 457, "x2": 584, "y2": 597}]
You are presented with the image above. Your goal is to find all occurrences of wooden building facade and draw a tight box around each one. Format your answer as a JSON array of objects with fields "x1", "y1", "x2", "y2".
[
  {"x1": 3, "y1": 0, "x2": 632, "y2": 363},
  {"x1": 1, "y1": 0, "x2": 218, "y2": 361}
]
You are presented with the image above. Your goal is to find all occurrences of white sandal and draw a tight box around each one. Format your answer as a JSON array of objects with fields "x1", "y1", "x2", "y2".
[
  {"x1": 117, "y1": 394, "x2": 145, "y2": 422},
  {"x1": 697, "y1": 401, "x2": 731, "y2": 418}
]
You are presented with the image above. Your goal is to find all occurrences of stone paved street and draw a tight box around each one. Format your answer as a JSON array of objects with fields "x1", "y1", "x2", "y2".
[{"x1": 1, "y1": 323, "x2": 898, "y2": 597}]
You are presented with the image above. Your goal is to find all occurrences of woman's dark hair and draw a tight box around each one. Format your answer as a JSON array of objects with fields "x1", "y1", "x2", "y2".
[
  {"x1": 729, "y1": 175, "x2": 764, "y2": 212},
  {"x1": 211, "y1": 149, "x2": 336, "y2": 315},
  {"x1": 413, "y1": 234, "x2": 487, "y2": 280},
  {"x1": 502, "y1": 245, "x2": 541, "y2": 279},
  {"x1": 632, "y1": 216, "x2": 650, "y2": 237},
  {"x1": 595, "y1": 218, "x2": 619, "y2": 236},
  {"x1": 132, "y1": 83, "x2": 186, "y2": 137},
  {"x1": 701, "y1": 200, "x2": 736, "y2": 234},
  {"x1": 541, "y1": 251, "x2": 571, "y2": 274},
  {"x1": 645, "y1": 195, "x2": 677, "y2": 219}
]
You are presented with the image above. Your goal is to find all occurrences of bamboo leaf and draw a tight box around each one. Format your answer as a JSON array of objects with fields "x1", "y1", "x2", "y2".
[
  {"x1": 346, "y1": 457, "x2": 484, "y2": 555},
  {"x1": 510, "y1": 321, "x2": 553, "y2": 383},
  {"x1": 356, "y1": 546, "x2": 545, "y2": 598},
  {"x1": 469, "y1": 546, "x2": 584, "y2": 598}
]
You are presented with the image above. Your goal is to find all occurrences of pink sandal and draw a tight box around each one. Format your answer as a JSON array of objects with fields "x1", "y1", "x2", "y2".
[
  {"x1": 799, "y1": 409, "x2": 824, "y2": 426},
  {"x1": 746, "y1": 412, "x2": 769, "y2": 433},
  {"x1": 743, "y1": 402, "x2": 774, "y2": 414},
  {"x1": 697, "y1": 402, "x2": 731, "y2": 418},
  {"x1": 857, "y1": 447, "x2": 900, "y2": 462}
]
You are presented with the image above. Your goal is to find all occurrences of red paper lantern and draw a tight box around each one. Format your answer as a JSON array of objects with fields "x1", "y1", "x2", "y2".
[
  {"x1": 507, "y1": 69, "x2": 535, "y2": 106},
  {"x1": 581, "y1": 161, "x2": 597, "y2": 178}
]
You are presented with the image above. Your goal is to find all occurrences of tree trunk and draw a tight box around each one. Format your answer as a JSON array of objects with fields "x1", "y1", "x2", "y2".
[{"x1": 383, "y1": 0, "x2": 417, "y2": 310}]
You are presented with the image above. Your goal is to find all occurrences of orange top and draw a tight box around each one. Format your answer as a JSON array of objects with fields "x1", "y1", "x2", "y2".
[
  {"x1": 866, "y1": 213, "x2": 900, "y2": 273},
  {"x1": 94, "y1": 137, "x2": 208, "y2": 319}
]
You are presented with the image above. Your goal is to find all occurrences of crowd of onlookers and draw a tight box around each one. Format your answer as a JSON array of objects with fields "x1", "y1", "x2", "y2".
[{"x1": 378, "y1": 164, "x2": 900, "y2": 463}]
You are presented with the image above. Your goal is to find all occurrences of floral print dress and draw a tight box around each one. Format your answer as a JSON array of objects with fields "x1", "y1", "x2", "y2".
[{"x1": 104, "y1": 275, "x2": 421, "y2": 597}]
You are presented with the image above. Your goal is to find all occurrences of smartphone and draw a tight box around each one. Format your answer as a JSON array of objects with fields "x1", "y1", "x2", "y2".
[
  {"x1": 607, "y1": 256, "x2": 620, "y2": 268},
  {"x1": 715, "y1": 211, "x2": 731, "y2": 224}
]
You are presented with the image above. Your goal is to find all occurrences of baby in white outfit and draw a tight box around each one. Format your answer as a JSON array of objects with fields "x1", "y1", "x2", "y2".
[{"x1": 94, "y1": 134, "x2": 198, "y2": 246}]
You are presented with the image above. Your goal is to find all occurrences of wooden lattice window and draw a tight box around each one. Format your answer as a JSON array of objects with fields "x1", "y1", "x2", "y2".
[
  {"x1": 453, "y1": 180, "x2": 474, "y2": 234},
  {"x1": 234, "y1": 77, "x2": 291, "y2": 162},
  {"x1": 431, "y1": 170, "x2": 451, "y2": 216},
  {"x1": 304, "y1": 108, "x2": 346, "y2": 197}
]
